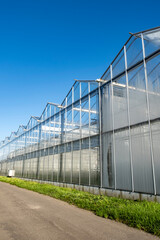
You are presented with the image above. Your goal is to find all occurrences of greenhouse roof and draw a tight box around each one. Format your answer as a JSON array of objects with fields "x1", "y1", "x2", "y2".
[{"x1": 0, "y1": 27, "x2": 160, "y2": 147}]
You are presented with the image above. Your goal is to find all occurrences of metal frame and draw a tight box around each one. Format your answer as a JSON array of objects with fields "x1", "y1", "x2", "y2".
[{"x1": 0, "y1": 28, "x2": 160, "y2": 196}]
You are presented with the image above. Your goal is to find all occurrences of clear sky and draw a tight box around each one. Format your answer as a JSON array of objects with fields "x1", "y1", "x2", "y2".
[{"x1": 0, "y1": 0, "x2": 159, "y2": 141}]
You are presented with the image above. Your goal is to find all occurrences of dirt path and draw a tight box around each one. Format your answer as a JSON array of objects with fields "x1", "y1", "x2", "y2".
[{"x1": 0, "y1": 182, "x2": 158, "y2": 240}]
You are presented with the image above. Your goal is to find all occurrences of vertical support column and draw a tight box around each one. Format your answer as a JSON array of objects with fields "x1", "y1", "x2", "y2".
[
  {"x1": 34, "y1": 126, "x2": 37, "y2": 179},
  {"x1": 52, "y1": 145, "x2": 54, "y2": 183},
  {"x1": 49, "y1": 105, "x2": 52, "y2": 181},
  {"x1": 14, "y1": 138, "x2": 16, "y2": 177},
  {"x1": 42, "y1": 115, "x2": 45, "y2": 181},
  {"x1": 71, "y1": 86, "x2": 74, "y2": 183},
  {"x1": 31, "y1": 126, "x2": 34, "y2": 179},
  {"x1": 36, "y1": 123, "x2": 41, "y2": 180},
  {"x1": 98, "y1": 82, "x2": 103, "y2": 188},
  {"x1": 20, "y1": 137, "x2": 23, "y2": 177},
  {"x1": 27, "y1": 131, "x2": 29, "y2": 179},
  {"x1": 16, "y1": 136, "x2": 19, "y2": 176},
  {"x1": 124, "y1": 46, "x2": 134, "y2": 192},
  {"x1": 57, "y1": 144, "x2": 59, "y2": 182},
  {"x1": 13, "y1": 138, "x2": 16, "y2": 174},
  {"x1": 88, "y1": 83, "x2": 91, "y2": 186},
  {"x1": 24, "y1": 134, "x2": 26, "y2": 178},
  {"x1": 47, "y1": 105, "x2": 51, "y2": 181},
  {"x1": 63, "y1": 98, "x2": 67, "y2": 183},
  {"x1": 60, "y1": 108, "x2": 64, "y2": 183},
  {"x1": 33, "y1": 128, "x2": 35, "y2": 178},
  {"x1": 141, "y1": 33, "x2": 156, "y2": 195},
  {"x1": 110, "y1": 64, "x2": 116, "y2": 190},
  {"x1": 52, "y1": 107, "x2": 56, "y2": 182},
  {"x1": 22, "y1": 132, "x2": 27, "y2": 178},
  {"x1": 45, "y1": 111, "x2": 48, "y2": 181},
  {"x1": 28, "y1": 129, "x2": 31, "y2": 179},
  {"x1": 57, "y1": 112, "x2": 60, "y2": 182},
  {"x1": 31, "y1": 129, "x2": 33, "y2": 179},
  {"x1": 79, "y1": 82, "x2": 82, "y2": 185},
  {"x1": 43, "y1": 124, "x2": 45, "y2": 181},
  {"x1": 41, "y1": 124, "x2": 44, "y2": 181}
]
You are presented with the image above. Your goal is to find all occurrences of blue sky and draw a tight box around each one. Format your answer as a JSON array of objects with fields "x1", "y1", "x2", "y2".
[{"x1": 0, "y1": 0, "x2": 159, "y2": 141}]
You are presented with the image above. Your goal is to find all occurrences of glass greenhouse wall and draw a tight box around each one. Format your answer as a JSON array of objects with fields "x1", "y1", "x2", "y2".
[{"x1": 0, "y1": 27, "x2": 160, "y2": 195}]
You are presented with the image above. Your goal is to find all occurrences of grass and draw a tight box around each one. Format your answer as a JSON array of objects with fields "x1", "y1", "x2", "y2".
[{"x1": 0, "y1": 176, "x2": 160, "y2": 237}]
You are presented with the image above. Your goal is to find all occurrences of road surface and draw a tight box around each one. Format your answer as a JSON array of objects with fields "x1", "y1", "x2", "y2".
[{"x1": 0, "y1": 181, "x2": 158, "y2": 240}]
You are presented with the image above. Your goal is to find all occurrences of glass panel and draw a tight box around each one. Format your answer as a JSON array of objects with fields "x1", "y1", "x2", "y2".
[
  {"x1": 147, "y1": 55, "x2": 160, "y2": 120},
  {"x1": 102, "y1": 84, "x2": 113, "y2": 132},
  {"x1": 80, "y1": 149, "x2": 89, "y2": 185},
  {"x1": 113, "y1": 74, "x2": 128, "y2": 129},
  {"x1": 48, "y1": 155, "x2": 53, "y2": 181},
  {"x1": 43, "y1": 155, "x2": 48, "y2": 181},
  {"x1": 112, "y1": 49, "x2": 125, "y2": 78},
  {"x1": 115, "y1": 129, "x2": 132, "y2": 191},
  {"x1": 60, "y1": 111, "x2": 65, "y2": 143},
  {"x1": 72, "y1": 150, "x2": 80, "y2": 184},
  {"x1": 47, "y1": 105, "x2": 51, "y2": 118},
  {"x1": 67, "y1": 90, "x2": 72, "y2": 106},
  {"x1": 102, "y1": 132, "x2": 115, "y2": 188},
  {"x1": 54, "y1": 114, "x2": 60, "y2": 145},
  {"x1": 90, "y1": 82, "x2": 98, "y2": 92},
  {"x1": 81, "y1": 82, "x2": 88, "y2": 97},
  {"x1": 90, "y1": 93, "x2": 99, "y2": 135},
  {"x1": 65, "y1": 152, "x2": 71, "y2": 183},
  {"x1": 128, "y1": 64, "x2": 148, "y2": 125},
  {"x1": 143, "y1": 29, "x2": 160, "y2": 57},
  {"x1": 74, "y1": 82, "x2": 80, "y2": 102},
  {"x1": 53, "y1": 154, "x2": 58, "y2": 182},
  {"x1": 151, "y1": 121, "x2": 160, "y2": 194},
  {"x1": 131, "y1": 124, "x2": 154, "y2": 194},
  {"x1": 102, "y1": 68, "x2": 110, "y2": 81},
  {"x1": 66, "y1": 109, "x2": 72, "y2": 142},
  {"x1": 32, "y1": 158, "x2": 38, "y2": 179},
  {"x1": 81, "y1": 112, "x2": 89, "y2": 138},
  {"x1": 73, "y1": 106, "x2": 80, "y2": 140},
  {"x1": 38, "y1": 157, "x2": 43, "y2": 180},
  {"x1": 126, "y1": 36, "x2": 143, "y2": 68},
  {"x1": 50, "y1": 105, "x2": 55, "y2": 116},
  {"x1": 90, "y1": 147, "x2": 100, "y2": 186},
  {"x1": 81, "y1": 138, "x2": 89, "y2": 150},
  {"x1": 58, "y1": 153, "x2": 65, "y2": 182}
]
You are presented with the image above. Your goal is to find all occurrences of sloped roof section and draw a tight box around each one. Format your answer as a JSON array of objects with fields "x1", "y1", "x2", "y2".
[{"x1": 101, "y1": 27, "x2": 160, "y2": 81}]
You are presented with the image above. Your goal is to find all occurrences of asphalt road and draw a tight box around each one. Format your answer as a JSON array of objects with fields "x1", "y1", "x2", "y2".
[{"x1": 0, "y1": 181, "x2": 158, "y2": 240}]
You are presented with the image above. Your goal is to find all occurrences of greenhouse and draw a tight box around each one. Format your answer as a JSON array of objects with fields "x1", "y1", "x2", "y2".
[{"x1": 0, "y1": 27, "x2": 160, "y2": 197}]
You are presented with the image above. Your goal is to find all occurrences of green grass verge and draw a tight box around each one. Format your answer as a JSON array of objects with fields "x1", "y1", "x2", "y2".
[{"x1": 0, "y1": 176, "x2": 160, "y2": 237}]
